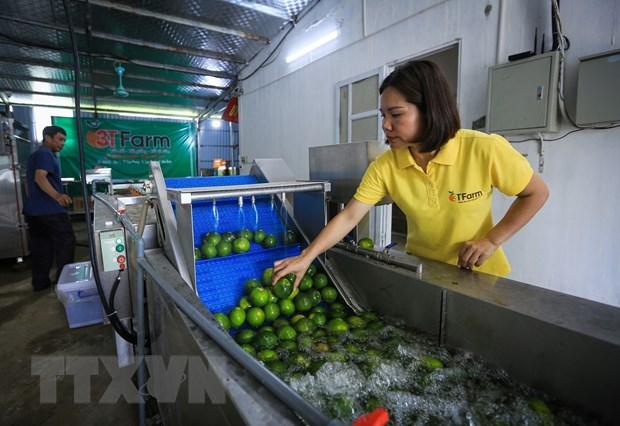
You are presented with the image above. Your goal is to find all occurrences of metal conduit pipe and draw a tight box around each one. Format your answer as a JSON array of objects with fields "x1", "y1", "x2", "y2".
[{"x1": 137, "y1": 256, "x2": 343, "y2": 426}]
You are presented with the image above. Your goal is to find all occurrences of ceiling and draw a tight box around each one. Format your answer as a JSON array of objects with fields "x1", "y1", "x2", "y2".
[{"x1": 0, "y1": 0, "x2": 316, "y2": 117}]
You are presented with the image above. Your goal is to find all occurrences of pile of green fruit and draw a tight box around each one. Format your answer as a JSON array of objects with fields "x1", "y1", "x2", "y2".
[
  {"x1": 212, "y1": 264, "x2": 399, "y2": 374},
  {"x1": 195, "y1": 228, "x2": 298, "y2": 260},
  {"x1": 209, "y1": 264, "x2": 569, "y2": 425}
]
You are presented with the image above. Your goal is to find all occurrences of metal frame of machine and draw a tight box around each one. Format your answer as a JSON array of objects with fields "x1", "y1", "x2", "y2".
[
  {"x1": 0, "y1": 114, "x2": 29, "y2": 260},
  {"x1": 90, "y1": 160, "x2": 620, "y2": 426}
]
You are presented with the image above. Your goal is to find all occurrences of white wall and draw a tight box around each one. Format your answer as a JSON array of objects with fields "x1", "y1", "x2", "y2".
[{"x1": 239, "y1": 0, "x2": 620, "y2": 307}]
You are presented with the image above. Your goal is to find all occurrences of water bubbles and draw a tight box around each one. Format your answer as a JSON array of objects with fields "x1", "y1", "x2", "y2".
[
  {"x1": 314, "y1": 362, "x2": 366, "y2": 397},
  {"x1": 367, "y1": 360, "x2": 411, "y2": 394},
  {"x1": 276, "y1": 316, "x2": 596, "y2": 425}
]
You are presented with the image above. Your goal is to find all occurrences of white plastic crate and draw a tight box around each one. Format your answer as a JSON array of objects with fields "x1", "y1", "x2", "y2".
[{"x1": 56, "y1": 262, "x2": 104, "y2": 328}]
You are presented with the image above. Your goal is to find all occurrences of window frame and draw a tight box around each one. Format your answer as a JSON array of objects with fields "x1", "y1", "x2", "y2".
[{"x1": 335, "y1": 67, "x2": 386, "y2": 145}]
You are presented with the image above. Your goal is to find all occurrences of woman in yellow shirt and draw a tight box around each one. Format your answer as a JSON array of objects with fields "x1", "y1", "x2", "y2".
[{"x1": 274, "y1": 60, "x2": 549, "y2": 286}]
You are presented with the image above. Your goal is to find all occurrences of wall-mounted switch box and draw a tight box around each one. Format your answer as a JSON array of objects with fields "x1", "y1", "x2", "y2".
[
  {"x1": 576, "y1": 49, "x2": 620, "y2": 126},
  {"x1": 487, "y1": 51, "x2": 560, "y2": 134}
]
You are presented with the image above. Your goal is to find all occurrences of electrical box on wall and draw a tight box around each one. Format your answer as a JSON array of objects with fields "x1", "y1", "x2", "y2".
[
  {"x1": 487, "y1": 51, "x2": 560, "y2": 134},
  {"x1": 576, "y1": 49, "x2": 620, "y2": 126}
]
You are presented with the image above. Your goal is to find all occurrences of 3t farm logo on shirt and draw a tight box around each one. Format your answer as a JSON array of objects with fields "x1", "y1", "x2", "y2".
[{"x1": 448, "y1": 190, "x2": 484, "y2": 203}]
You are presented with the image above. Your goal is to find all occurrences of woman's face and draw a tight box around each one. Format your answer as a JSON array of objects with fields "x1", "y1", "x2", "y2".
[{"x1": 380, "y1": 86, "x2": 422, "y2": 149}]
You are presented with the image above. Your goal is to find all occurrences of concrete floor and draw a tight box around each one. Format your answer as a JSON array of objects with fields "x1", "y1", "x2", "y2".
[{"x1": 0, "y1": 220, "x2": 139, "y2": 426}]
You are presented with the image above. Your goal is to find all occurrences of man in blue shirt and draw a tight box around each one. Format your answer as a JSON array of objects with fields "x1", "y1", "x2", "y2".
[{"x1": 23, "y1": 125, "x2": 76, "y2": 291}]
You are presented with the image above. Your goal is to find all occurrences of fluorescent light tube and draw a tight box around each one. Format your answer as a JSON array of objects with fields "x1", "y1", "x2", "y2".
[{"x1": 285, "y1": 30, "x2": 339, "y2": 63}]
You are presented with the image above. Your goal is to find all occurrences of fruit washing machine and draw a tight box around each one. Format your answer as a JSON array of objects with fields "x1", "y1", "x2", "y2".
[{"x1": 138, "y1": 160, "x2": 620, "y2": 426}]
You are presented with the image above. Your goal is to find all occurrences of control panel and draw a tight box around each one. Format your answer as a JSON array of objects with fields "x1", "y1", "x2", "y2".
[{"x1": 99, "y1": 229, "x2": 127, "y2": 272}]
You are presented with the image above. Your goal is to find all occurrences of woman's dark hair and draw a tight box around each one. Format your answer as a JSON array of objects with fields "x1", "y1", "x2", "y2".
[
  {"x1": 380, "y1": 60, "x2": 460, "y2": 153},
  {"x1": 42, "y1": 125, "x2": 66, "y2": 140}
]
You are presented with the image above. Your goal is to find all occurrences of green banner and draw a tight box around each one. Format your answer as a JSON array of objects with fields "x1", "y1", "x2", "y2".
[{"x1": 52, "y1": 116, "x2": 197, "y2": 179}]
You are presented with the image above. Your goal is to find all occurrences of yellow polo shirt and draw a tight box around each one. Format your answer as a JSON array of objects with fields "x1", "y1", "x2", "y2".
[{"x1": 353, "y1": 129, "x2": 533, "y2": 276}]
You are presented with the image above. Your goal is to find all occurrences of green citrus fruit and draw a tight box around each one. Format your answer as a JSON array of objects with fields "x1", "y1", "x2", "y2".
[
  {"x1": 203, "y1": 232, "x2": 221, "y2": 246},
  {"x1": 255, "y1": 331, "x2": 279, "y2": 350},
  {"x1": 279, "y1": 299, "x2": 295, "y2": 316},
  {"x1": 327, "y1": 318, "x2": 349, "y2": 334},
  {"x1": 422, "y1": 356, "x2": 444, "y2": 370},
  {"x1": 358, "y1": 237, "x2": 374, "y2": 250},
  {"x1": 239, "y1": 296, "x2": 252, "y2": 310},
  {"x1": 222, "y1": 232, "x2": 236, "y2": 243},
  {"x1": 296, "y1": 335, "x2": 313, "y2": 352},
  {"x1": 244, "y1": 278, "x2": 261, "y2": 295},
  {"x1": 294, "y1": 293, "x2": 313, "y2": 312},
  {"x1": 241, "y1": 344, "x2": 256, "y2": 356},
  {"x1": 308, "y1": 312, "x2": 327, "y2": 327},
  {"x1": 214, "y1": 313, "x2": 230, "y2": 331},
  {"x1": 194, "y1": 247, "x2": 202, "y2": 260},
  {"x1": 277, "y1": 325, "x2": 297, "y2": 341},
  {"x1": 350, "y1": 328, "x2": 368, "y2": 342},
  {"x1": 313, "y1": 329, "x2": 327, "y2": 339},
  {"x1": 253, "y1": 229, "x2": 266, "y2": 243},
  {"x1": 259, "y1": 325, "x2": 274, "y2": 334},
  {"x1": 273, "y1": 277, "x2": 293, "y2": 299},
  {"x1": 294, "y1": 318, "x2": 315, "y2": 334},
  {"x1": 229, "y1": 307, "x2": 246, "y2": 328},
  {"x1": 529, "y1": 398, "x2": 553, "y2": 423},
  {"x1": 235, "y1": 329, "x2": 256, "y2": 344},
  {"x1": 298, "y1": 275, "x2": 313, "y2": 291},
  {"x1": 285, "y1": 230, "x2": 297, "y2": 244},
  {"x1": 312, "y1": 341, "x2": 330, "y2": 353},
  {"x1": 360, "y1": 311, "x2": 378, "y2": 322},
  {"x1": 308, "y1": 290, "x2": 322, "y2": 306},
  {"x1": 306, "y1": 264, "x2": 317, "y2": 276},
  {"x1": 290, "y1": 351, "x2": 311, "y2": 368},
  {"x1": 246, "y1": 307, "x2": 265, "y2": 328},
  {"x1": 267, "y1": 289, "x2": 278, "y2": 303},
  {"x1": 346, "y1": 315, "x2": 366, "y2": 329},
  {"x1": 238, "y1": 228, "x2": 253, "y2": 240},
  {"x1": 321, "y1": 286, "x2": 338, "y2": 303},
  {"x1": 216, "y1": 241, "x2": 232, "y2": 257},
  {"x1": 263, "y1": 303, "x2": 280, "y2": 322},
  {"x1": 279, "y1": 340, "x2": 297, "y2": 351},
  {"x1": 262, "y1": 234, "x2": 277, "y2": 249},
  {"x1": 257, "y1": 349, "x2": 277, "y2": 362},
  {"x1": 327, "y1": 394, "x2": 354, "y2": 419},
  {"x1": 288, "y1": 288, "x2": 299, "y2": 300},
  {"x1": 330, "y1": 302, "x2": 346, "y2": 312},
  {"x1": 232, "y1": 237, "x2": 251, "y2": 254},
  {"x1": 329, "y1": 309, "x2": 347, "y2": 319},
  {"x1": 262, "y1": 267, "x2": 274, "y2": 286},
  {"x1": 311, "y1": 305, "x2": 326, "y2": 314},
  {"x1": 249, "y1": 287, "x2": 270, "y2": 307},
  {"x1": 267, "y1": 360, "x2": 287, "y2": 375},
  {"x1": 290, "y1": 314, "x2": 305, "y2": 324},
  {"x1": 201, "y1": 243, "x2": 217, "y2": 259},
  {"x1": 313, "y1": 273, "x2": 329, "y2": 289},
  {"x1": 273, "y1": 318, "x2": 290, "y2": 329},
  {"x1": 327, "y1": 334, "x2": 344, "y2": 345}
]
